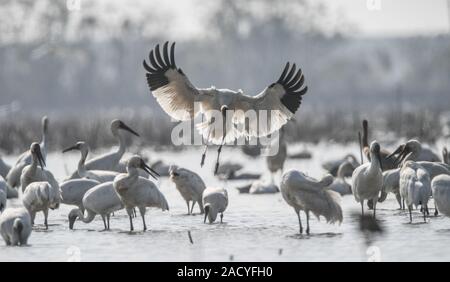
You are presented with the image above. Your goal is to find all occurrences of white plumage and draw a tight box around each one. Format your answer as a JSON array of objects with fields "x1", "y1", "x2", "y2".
[
  {"x1": 380, "y1": 168, "x2": 402, "y2": 208},
  {"x1": 66, "y1": 120, "x2": 139, "y2": 179},
  {"x1": 399, "y1": 161, "x2": 431, "y2": 223},
  {"x1": 432, "y1": 174, "x2": 450, "y2": 217},
  {"x1": 351, "y1": 141, "x2": 383, "y2": 218},
  {"x1": 22, "y1": 181, "x2": 60, "y2": 229},
  {"x1": 202, "y1": 187, "x2": 228, "y2": 224},
  {"x1": 6, "y1": 116, "x2": 48, "y2": 188},
  {"x1": 0, "y1": 207, "x2": 32, "y2": 246},
  {"x1": 114, "y1": 155, "x2": 168, "y2": 231},
  {"x1": 169, "y1": 165, "x2": 206, "y2": 214},
  {"x1": 281, "y1": 170, "x2": 342, "y2": 234},
  {"x1": 60, "y1": 178, "x2": 100, "y2": 213},
  {"x1": 391, "y1": 139, "x2": 441, "y2": 165},
  {"x1": 68, "y1": 181, "x2": 124, "y2": 230}
]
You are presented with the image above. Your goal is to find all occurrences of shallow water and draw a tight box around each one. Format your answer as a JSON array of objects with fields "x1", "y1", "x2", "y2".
[{"x1": 1, "y1": 142, "x2": 450, "y2": 262}]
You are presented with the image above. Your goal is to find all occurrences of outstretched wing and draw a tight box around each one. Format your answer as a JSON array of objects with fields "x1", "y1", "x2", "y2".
[
  {"x1": 229, "y1": 62, "x2": 308, "y2": 137},
  {"x1": 143, "y1": 42, "x2": 201, "y2": 121}
]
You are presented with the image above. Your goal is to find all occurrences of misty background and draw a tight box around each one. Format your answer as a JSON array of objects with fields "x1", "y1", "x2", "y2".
[{"x1": 0, "y1": 0, "x2": 449, "y2": 153}]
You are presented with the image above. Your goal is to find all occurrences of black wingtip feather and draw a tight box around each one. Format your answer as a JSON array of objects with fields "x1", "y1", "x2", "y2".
[
  {"x1": 143, "y1": 42, "x2": 179, "y2": 92},
  {"x1": 274, "y1": 63, "x2": 308, "y2": 114}
]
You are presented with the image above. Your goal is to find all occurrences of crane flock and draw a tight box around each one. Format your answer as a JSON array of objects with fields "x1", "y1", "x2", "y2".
[{"x1": 1, "y1": 42, "x2": 450, "y2": 250}]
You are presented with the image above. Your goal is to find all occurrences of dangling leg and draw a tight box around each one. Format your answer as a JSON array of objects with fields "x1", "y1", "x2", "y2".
[
  {"x1": 190, "y1": 201, "x2": 196, "y2": 215},
  {"x1": 201, "y1": 125, "x2": 212, "y2": 167},
  {"x1": 214, "y1": 136, "x2": 226, "y2": 175},
  {"x1": 306, "y1": 211, "x2": 310, "y2": 235},
  {"x1": 296, "y1": 209, "x2": 303, "y2": 234}
]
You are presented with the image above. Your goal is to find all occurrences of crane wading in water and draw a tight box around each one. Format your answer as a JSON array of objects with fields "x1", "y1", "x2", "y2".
[{"x1": 143, "y1": 42, "x2": 308, "y2": 174}]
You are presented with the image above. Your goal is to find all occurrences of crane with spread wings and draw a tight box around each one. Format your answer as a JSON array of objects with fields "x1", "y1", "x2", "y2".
[{"x1": 143, "y1": 42, "x2": 308, "y2": 174}]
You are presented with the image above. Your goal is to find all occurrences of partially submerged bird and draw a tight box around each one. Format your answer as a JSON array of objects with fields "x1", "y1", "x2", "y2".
[
  {"x1": 399, "y1": 161, "x2": 431, "y2": 223},
  {"x1": 20, "y1": 143, "x2": 59, "y2": 194},
  {"x1": 6, "y1": 116, "x2": 48, "y2": 188},
  {"x1": 143, "y1": 42, "x2": 308, "y2": 174},
  {"x1": 202, "y1": 187, "x2": 228, "y2": 224},
  {"x1": 0, "y1": 207, "x2": 32, "y2": 246},
  {"x1": 281, "y1": 170, "x2": 343, "y2": 234},
  {"x1": 66, "y1": 119, "x2": 139, "y2": 179},
  {"x1": 431, "y1": 174, "x2": 450, "y2": 217},
  {"x1": 113, "y1": 156, "x2": 168, "y2": 231},
  {"x1": 68, "y1": 181, "x2": 124, "y2": 230},
  {"x1": 169, "y1": 165, "x2": 206, "y2": 214},
  {"x1": 351, "y1": 141, "x2": 383, "y2": 218},
  {"x1": 63, "y1": 141, "x2": 119, "y2": 183},
  {"x1": 22, "y1": 181, "x2": 60, "y2": 229}
]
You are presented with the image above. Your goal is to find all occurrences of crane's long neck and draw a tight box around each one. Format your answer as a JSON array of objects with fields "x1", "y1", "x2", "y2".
[
  {"x1": 41, "y1": 124, "x2": 47, "y2": 152},
  {"x1": 123, "y1": 166, "x2": 139, "y2": 187},
  {"x1": 77, "y1": 149, "x2": 88, "y2": 178},
  {"x1": 29, "y1": 152, "x2": 39, "y2": 174},
  {"x1": 368, "y1": 152, "x2": 381, "y2": 175},
  {"x1": 113, "y1": 130, "x2": 126, "y2": 158},
  {"x1": 78, "y1": 209, "x2": 96, "y2": 224}
]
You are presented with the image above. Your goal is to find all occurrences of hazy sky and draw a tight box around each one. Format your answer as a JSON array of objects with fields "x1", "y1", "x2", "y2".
[{"x1": 324, "y1": 0, "x2": 450, "y2": 36}]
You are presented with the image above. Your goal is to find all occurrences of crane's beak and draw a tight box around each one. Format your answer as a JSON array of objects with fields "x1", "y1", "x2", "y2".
[
  {"x1": 387, "y1": 144, "x2": 404, "y2": 159},
  {"x1": 394, "y1": 146, "x2": 410, "y2": 167},
  {"x1": 140, "y1": 160, "x2": 160, "y2": 180},
  {"x1": 62, "y1": 144, "x2": 80, "y2": 153},
  {"x1": 36, "y1": 146, "x2": 46, "y2": 169},
  {"x1": 119, "y1": 122, "x2": 140, "y2": 137}
]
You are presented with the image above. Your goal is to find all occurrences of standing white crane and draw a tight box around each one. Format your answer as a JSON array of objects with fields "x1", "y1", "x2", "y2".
[
  {"x1": 431, "y1": 174, "x2": 450, "y2": 217},
  {"x1": 6, "y1": 116, "x2": 48, "y2": 188},
  {"x1": 379, "y1": 168, "x2": 402, "y2": 209},
  {"x1": 202, "y1": 187, "x2": 228, "y2": 224},
  {"x1": 327, "y1": 161, "x2": 353, "y2": 196},
  {"x1": 20, "y1": 143, "x2": 59, "y2": 193},
  {"x1": 280, "y1": 170, "x2": 342, "y2": 234},
  {"x1": 266, "y1": 130, "x2": 287, "y2": 183},
  {"x1": 22, "y1": 181, "x2": 60, "y2": 229},
  {"x1": 63, "y1": 141, "x2": 119, "y2": 183},
  {"x1": 66, "y1": 119, "x2": 139, "y2": 179},
  {"x1": 169, "y1": 165, "x2": 206, "y2": 214},
  {"x1": 351, "y1": 141, "x2": 383, "y2": 218},
  {"x1": 68, "y1": 181, "x2": 124, "y2": 230},
  {"x1": 0, "y1": 207, "x2": 32, "y2": 246},
  {"x1": 399, "y1": 161, "x2": 431, "y2": 223},
  {"x1": 113, "y1": 156, "x2": 167, "y2": 231},
  {"x1": 143, "y1": 42, "x2": 308, "y2": 174}
]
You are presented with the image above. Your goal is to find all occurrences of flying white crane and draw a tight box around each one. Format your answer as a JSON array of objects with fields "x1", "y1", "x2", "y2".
[
  {"x1": 66, "y1": 119, "x2": 139, "y2": 179},
  {"x1": 22, "y1": 181, "x2": 60, "y2": 229},
  {"x1": 280, "y1": 170, "x2": 342, "y2": 234},
  {"x1": 20, "y1": 143, "x2": 59, "y2": 194},
  {"x1": 114, "y1": 156, "x2": 167, "y2": 231},
  {"x1": 351, "y1": 141, "x2": 383, "y2": 218},
  {"x1": 431, "y1": 174, "x2": 450, "y2": 217},
  {"x1": 63, "y1": 141, "x2": 119, "y2": 183},
  {"x1": 0, "y1": 207, "x2": 32, "y2": 246},
  {"x1": 169, "y1": 165, "x2": 206, "y2": 214},
  {"x1": 68, "y1": 181, "x2": 124, "y2": 230},
  {"x1": 202, "y1": 187, "x2": 228, "y2": 224},
  {"x1": 143, "y1": 42, "x2": 308, "y2": 174},
  {"x1": 399, "y1": 161, "x2": 431, "y2": 223},
  {"x1": 6, "y1": 116, "x2": 48, "y2": 188}
]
